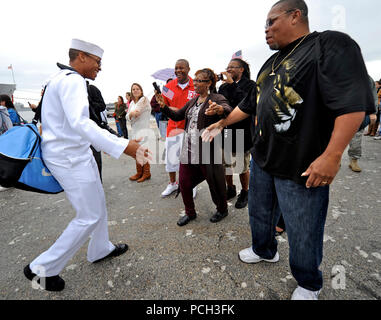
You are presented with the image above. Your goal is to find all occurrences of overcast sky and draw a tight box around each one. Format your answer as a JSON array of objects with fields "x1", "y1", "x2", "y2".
[{"x1": 0, "y1": 0, "x2": 379, "y2": 105}]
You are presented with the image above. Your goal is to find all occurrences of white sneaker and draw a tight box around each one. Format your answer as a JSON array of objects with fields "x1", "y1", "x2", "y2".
[
  {"x1": 238, "y1": 247, "x2": 279, "y2": 264},
  {"x1": 161, "y1": 182, "x2": 178, "y2": 197},
  {"x1": 374, "y1": 135, "x2": 381, "y2": 140},
  {"x1": 291, "y1": 286, "x2": 321, "y2": 300},
  {"x1": 193, "y1": 187, "x2": 197, "y2": 198},
  {"x1": 0, "y1": 186, "x2": 11, "y2": 192}
]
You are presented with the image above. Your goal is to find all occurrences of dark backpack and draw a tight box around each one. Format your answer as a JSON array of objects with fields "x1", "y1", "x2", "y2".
[
  {"x1": 0, "y1": 80, "x2": 63, "y2": 193},
  {"x1": 0, "y1": 123, "x2": 63, "y2": 193}
]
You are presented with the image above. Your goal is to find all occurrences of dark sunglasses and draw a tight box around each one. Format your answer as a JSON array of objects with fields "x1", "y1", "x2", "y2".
[
  {"x1": 84, "y1": 53, "x2": 102, "y2": 67},
  {"x1": 226, "y1": 66, "x2": 241, "y2": 71},
  {"x1": 265, "y1": 9, "x2": 295, "y2": 29}
]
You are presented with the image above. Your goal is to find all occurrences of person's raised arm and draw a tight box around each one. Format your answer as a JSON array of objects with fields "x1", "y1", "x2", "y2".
[
  {"x1": 156, "y1": 93, "x2": 188, "y2": 121},
  {"x1": 133, "y1": 97, "x2": 150, "y2": 117},
  {"x1": 201, "y1": 106, "x2": 249, "y2": 142},
  {"x1": 155, "y1": 93, "x2": 177, "y2": 112}
]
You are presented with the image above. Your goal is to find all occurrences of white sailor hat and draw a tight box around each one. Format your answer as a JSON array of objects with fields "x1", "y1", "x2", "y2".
[{"x1": 70, "y1": 39, "x2": 104, "y2": 59}]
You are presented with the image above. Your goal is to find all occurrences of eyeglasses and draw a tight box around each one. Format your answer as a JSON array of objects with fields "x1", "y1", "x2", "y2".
[
  {"x1": 85, "y1": 53, "x2": 102, "y2": 67},
  {"x1": 193, "y1": 79, "x2": 210, "y2": 83},
  {"x1": 226, "y1": 66, "x2": 241, "y2": 71},
  {"x1": 265, "y1": 9, "x2": 295, "y2": 29}
]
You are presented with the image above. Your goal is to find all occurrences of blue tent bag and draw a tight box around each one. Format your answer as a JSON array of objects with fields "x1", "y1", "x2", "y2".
[{"x1": 0, "y1": 123, "x2": 63, "y2": 194}]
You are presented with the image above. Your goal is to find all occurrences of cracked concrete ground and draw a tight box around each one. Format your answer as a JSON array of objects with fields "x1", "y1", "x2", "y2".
[{"x1": 0, "y1": 127, "x2": 380, "y2": 300}]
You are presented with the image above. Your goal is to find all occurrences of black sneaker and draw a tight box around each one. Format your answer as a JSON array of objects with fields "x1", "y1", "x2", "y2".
[
  {"x1": 226, "y1": 185, "x2": 237, "y2": 200},
  {"x1": 235, "y1": 190, "x2": 248, "y2": 209}
]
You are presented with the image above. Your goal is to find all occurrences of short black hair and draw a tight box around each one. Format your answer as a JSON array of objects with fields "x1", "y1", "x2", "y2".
[
  {"x1": 176, "y1": 59, "x2": 190, "y2": 68},
  {"x1": 69, "y1": 48, "x2": 80, "y2": 62},
  {"x1": 272, "y1": 0, "x2": 309, "y2": 24}
]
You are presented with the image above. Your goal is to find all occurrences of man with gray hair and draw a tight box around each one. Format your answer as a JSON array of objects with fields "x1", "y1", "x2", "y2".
[
  {"x1": 23, "y1": 39, "x2": 151, "y2": 291},
  {"x1": 203, "y1": 0, "x2": 374, "y2": 299}
]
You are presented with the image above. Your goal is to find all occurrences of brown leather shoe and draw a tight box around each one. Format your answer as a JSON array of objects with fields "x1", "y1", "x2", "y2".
[
  {"x1": 129, "y1": 162, "x2": 143, "y2": 181},
  {"x1": 137, "y1": 163, "x2": 151, "y2": 183}
]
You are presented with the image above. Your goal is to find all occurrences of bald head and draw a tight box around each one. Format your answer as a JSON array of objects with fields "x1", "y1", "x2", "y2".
[
  {"x1": 265, "y1": 0, "x2": 310, "y2": 50},
  {"x1": 273, "y1": 0, "x2": 309, "y2": 25}
]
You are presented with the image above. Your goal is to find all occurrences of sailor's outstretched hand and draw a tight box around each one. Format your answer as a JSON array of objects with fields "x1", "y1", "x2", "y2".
[{"x1": 124, "y1": 137, "x2": 152, "y2": 165}]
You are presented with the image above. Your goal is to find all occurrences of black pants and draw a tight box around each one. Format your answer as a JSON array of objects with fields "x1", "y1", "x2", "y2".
[
  {"x1": 91, "y1": 146, "x2": 102, "y2": 182},
  {"x1": 179, "y1": 163, "x2": 227, "y2": 216}
]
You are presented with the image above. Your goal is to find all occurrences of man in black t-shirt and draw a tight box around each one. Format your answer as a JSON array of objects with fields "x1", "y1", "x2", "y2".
[{"x1": 202, "y1": 0, "x2": 374, "y2": 300}]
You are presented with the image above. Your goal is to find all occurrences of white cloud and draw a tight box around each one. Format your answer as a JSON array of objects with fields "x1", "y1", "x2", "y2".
[{"x1": 366, "y1": 60, "x2": 381, "y2": 81}]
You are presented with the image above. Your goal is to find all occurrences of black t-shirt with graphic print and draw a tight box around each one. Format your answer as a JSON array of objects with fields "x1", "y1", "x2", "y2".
[{"x1": 238, "y1": 31, "x2": 374, "y2": 185}]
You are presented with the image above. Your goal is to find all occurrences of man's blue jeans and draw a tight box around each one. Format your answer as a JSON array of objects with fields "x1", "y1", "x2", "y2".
[
  {"x1": 249, "y1": 159, "x2": 329, "y2": 291},
  {"x1": 154, "y1": 112, "x2": 162, "y2": 129},
  {"x1": 115, "y1": 121, "x2": 123, "y2": 137}
]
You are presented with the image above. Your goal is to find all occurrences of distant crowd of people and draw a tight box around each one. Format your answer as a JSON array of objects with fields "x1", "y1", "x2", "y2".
[{"x1": 1, "y1": 0, "x2": 379, "y2": 301}]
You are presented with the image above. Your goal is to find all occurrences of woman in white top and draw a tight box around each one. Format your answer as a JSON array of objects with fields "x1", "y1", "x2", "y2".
[{"x1": 127, "y1": 83, "x2": 151, "y2": 182}]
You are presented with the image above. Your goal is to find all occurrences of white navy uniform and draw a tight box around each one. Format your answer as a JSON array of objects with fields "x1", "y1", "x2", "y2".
[{"x1": 29, "y1": 68, "x2": 128, "y2": 277}]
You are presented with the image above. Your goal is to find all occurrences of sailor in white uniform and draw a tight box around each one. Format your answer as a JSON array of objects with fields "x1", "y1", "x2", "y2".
[{"x1": 23, "y1": 39, "x2": 150, "y2": 291}]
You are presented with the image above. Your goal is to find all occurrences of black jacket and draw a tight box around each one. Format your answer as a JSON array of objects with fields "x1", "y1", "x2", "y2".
[
  {"x1": 218, "y1": 77, "x2": 256, "y2": 152},
  {"x1": 87, "y1": 84, "x2": 107, "y2": 126}
]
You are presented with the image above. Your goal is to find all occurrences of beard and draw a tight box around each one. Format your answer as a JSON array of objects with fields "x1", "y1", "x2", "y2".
[{"x1": 269, "y1": 42, "x2": 280, "y2": 50}]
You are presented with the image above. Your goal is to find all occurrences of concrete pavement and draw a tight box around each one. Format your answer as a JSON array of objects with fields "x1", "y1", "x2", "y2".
[{"x1": 0, "y1": 127, "x2": 380, "y2": 300}]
